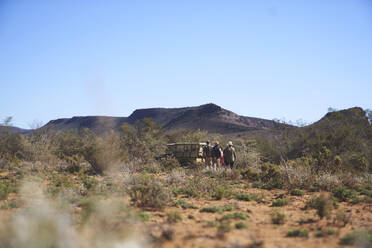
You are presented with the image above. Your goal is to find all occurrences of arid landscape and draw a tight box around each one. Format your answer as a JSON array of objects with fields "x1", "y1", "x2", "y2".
[
  {"x1": 1, "y1": 105, "x2": 371, "y2": 248},
  {"x1": 2, "y1": 1, "x2": 371, "y2": 247}
]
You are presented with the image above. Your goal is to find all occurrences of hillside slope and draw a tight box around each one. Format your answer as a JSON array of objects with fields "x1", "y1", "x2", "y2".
[{"x1": 42, "y1": 103, "x2": 287, "y2": 134}]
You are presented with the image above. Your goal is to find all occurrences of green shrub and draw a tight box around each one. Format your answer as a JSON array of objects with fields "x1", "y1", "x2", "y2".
[
  {"x1": 220, "y1": 212, "x2": 249, "y2": 221},
  {"x1": 200, "y1": 205, "x2": 234, "y2": 213},
  {"x1": 335, "y1": 209, "x2": 351, "y2": 227},
  {"x1": 261, "y1": 177, "x2": 283, "y2": 190},
  {"x1": 235, "y1": 222, "x2": 247, "y2": 229},
  {"x1": 188, "y1": 215, "x2": 195, "y2": 220},
  {"x1": 290, "y1": 189, "x2": 304, "y2": 196},
  {"x1": 166, "y1": 211, "x2": 182, "y2": 223},
  {"x1": 217, "y1": 220, "x2": 232, "y2": 238},
  {"x1": 252, "y1": 193, "x2": 267, "y2": 203},
  {"x1": 351, "y1": 195, "x2": 363, "y2": 205},
  {"x1": 260, "y1": 163, "x2": 281, "y2": 183},
  {"x1": 332, "y1": 186, "x2": 356, "y2": 202},
  {"x1": 286, "y1": 229, "x2": 309, "y2": 238},
  {"x1": 171, "y1": 199, "x2": 197, "y2": 209},
  {"x1": 339, "y1": 229, "x2": 372, "y2": 246},
  {"x1": 221, "y1": 205, "x2": 234, "y2": 212},
  {"x1": 1, "y1": 200, "x2": 22, "y2": 209},
  {"x1": 182, "y1": 176, "x2": 218, "y2": 198},
  {"x1": 348, "y1": 155, "x2": 370, "y2": 173},
  {"x1": 360, "y1": 188, "x2": 372, "y2": 197},
  {"x1": 170, "y1": 186, "x2": 182, "y2": 197},
  {"x1": 272, "y1": 199, "x2": 289, "y2": 207},
  {"x1": 205, "y1": 221, "x2": 218, "y2": 227},
  {"x1": 305, "y1": 195, "x2": 332, "y2": 219},
  {"x1": 240, "y1": 168, "x2": 259, "y2": 181},
  {"x1": 315, "y1": 229, "x2": 337, "y2": 237},
  {"x1": 0, "y1": 182, "x2": 9, "y2": 200},
  {"x1": 47, "y1": 173, "x2": 75, "y2": 196},
  {"x1": 137, "y1": 211, "x2": 150, "y2": 222},
  {"x1": 183, "y1": 187, "x2": 199, "y2": 198},
  {"x1": 78, "y1": 172, "x2": 98, "y2": 191},
  {"x1": 213, "y1": 185, "x2": 229, "y2": 200},
  {"x1": 200, "y1": 206, "x2": 222, "y2": 213},
  {"x1": 160, "y1": 156, "x2": 180, "y2": 171},
  {"x1": 235, "y1": 193, "x2": 255, "y2": 201},
  {"x1": 271, "y1": 210, "x2": 285, "y2": 225},
  {"x1": 128, "y1": 174, "x2": 170, "y2": 209}
]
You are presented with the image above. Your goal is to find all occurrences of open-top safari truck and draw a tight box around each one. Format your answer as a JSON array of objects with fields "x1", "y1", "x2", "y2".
[{"x1": 158, "y1": 142, "x2": 206, "y2": 165}]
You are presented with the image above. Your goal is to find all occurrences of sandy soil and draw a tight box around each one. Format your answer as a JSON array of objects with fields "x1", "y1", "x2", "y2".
[{"x1": 145, "y1": 188, "x2": 372, "y2": 248}]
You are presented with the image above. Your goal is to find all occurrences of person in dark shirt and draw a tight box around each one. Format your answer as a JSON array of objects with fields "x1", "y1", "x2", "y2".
[
  {"x1": 211, "y1": 141, "x2": 222, "y2": 170},
  {"x1": 203, "y1": 141, "x2": 212, "y2": 167}
]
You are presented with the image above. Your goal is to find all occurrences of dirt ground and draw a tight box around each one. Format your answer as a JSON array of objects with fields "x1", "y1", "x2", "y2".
[
  {"x1": 145, "y1": 188, "x2": 372, "y2": 248},
  {"x1": 1, "y1": 169, "x2": 371, "y2": 248}
]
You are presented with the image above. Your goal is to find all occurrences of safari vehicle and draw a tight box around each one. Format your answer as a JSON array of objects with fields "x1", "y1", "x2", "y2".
[{"x1": 159, "y1": 142, "x2": 206, "y2": 165}]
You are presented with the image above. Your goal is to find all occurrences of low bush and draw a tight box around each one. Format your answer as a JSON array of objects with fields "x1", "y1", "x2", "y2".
[
  {"x1": 47, "y1": 173, "x2": 75, "y2": 196},
  {"x1": 160, "y1": 156, "x2": 180, "y2": 171},
  {"x1": 335, "y1": 209, "x2": 351, "y2": 227},
  {"x1": 78, "y1": 171, "x2": 98, "y2": 191},
  {"x1": 351, "y1": 195, "x2": 363, "y2": 205},
  {"x1": 1, "y1": 200, "x2": 22, "y2": 209},
  {"x1": 314, "y1": 173, "x2": 341, "y2": 191},
  {"x1": 182, "y1": 176, "x2": 219, "y2": 198},
  {"x1": 235, "y1": 222, "x2": 247, "y2": 229},
  {"x1": 280, "y1": 162, "x2": 314, "y2": 190},
  {"x1": 217, "y1": 220, "x2": 232, "y2": 238},
  {"x1": 286, "y1": 229, "x2": 309, "y2": 238},
  {"x1": 332, "y1": 186, "x2": 356, "y2": 202},
  {"x1": 235, "y1": 193, "x2": 255, "y2": 201},
  {"x1": 261, "y1": 178, "x2": 283, "y2": 190},
  {"x1": 0, "y1": 182, "x2": 10, "y2": 200},
  {"x1": 187, "y1": 214, "x2": 195, "y2": 219},
  {"x1": 166, "y1": 169, "x2": 186, "y2": 185},
  {"x1": 271, "y1": 210, "x2": 285, "y2": 225},
  {"x1": 219, "y1": 212, "x2": 249, "y2": 221},
  {"x1": 272, "y1": 199, "x2": 289, "y2": 207},
  {"x1": 360, "y1": 188, "x2": 372, "y2": 197},
  {"x1": 339, "y1": 229, "x2": 372, "y2": 246},
  {"x1": 290, "y1": 189, "x2": 304, "y2": 196},
  {"x1": 315, "y1": 229, "x2": 337, "y2": 238},
  {"x1": 305, "y1": 195, "x2": 333, "y2": 219},
  {"x1": 171, "y1": 199, "x2": 197, "y2": 209},
  {"x1": 205, "y1": 221, "x2": 218, "y2": 227},
  {"x1": 166, "y1": 211, "x2": 182, "y2": 223},
  {"x1": 183, "y1": 186, "x2": 199, "y2": 198},
  {"x1": 200, "y1": 205, "x2": 234, "y2": 213},
  {"x1": 128, "y1": 174, "x2": 170, "y2": 209},
  {"x1": 213, "y1": 185, "x2": 230, "y2": 200},
  {"x1": 137, "y1": 211, "x2": 150, "y2": 222},
  {"x1": 260, "y1": 163, "x2": 281, "y2": 182},
  {"x1": 240, "y1": 168, "x2": 259, "y2": 181}
]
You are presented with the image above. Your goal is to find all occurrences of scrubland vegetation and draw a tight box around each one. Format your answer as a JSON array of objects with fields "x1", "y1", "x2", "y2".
[{"x1": 0, "y1": 108, "x2": 371, "y2": 247}]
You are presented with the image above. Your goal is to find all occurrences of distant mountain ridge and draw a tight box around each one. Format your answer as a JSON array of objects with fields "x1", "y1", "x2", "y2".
[
  {"x1": 0, "y1": 125, "x2": 30, "y2": 134},
  {"x1": 41, "y1": 103, "x2": 286, "y2": 134},
  {"x1": 7, "y1": 104, "x2": 369, "y2": 137}
]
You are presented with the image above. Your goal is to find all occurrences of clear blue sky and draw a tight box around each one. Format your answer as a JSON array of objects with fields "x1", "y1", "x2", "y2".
[{"x1": 1, "y1": 0, "x2": 371, "y2": 128}]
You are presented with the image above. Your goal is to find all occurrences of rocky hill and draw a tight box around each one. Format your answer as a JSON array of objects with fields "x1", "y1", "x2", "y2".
[{"x1": 41, "y1": 103, "x2": 287, "y2": 134}]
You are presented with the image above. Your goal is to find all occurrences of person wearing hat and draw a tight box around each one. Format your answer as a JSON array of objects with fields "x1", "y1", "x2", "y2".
[
  {"x1": 202, "y1": 141, "x2": 212, "y2": 167},
  {"x1": 224, "y1": 141, "x2": 236, "y2": 169}
]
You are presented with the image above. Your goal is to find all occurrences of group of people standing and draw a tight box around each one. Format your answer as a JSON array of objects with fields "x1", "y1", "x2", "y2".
[{"x1": 202, "y1": 140, "x2": 237, "y2": 170}]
